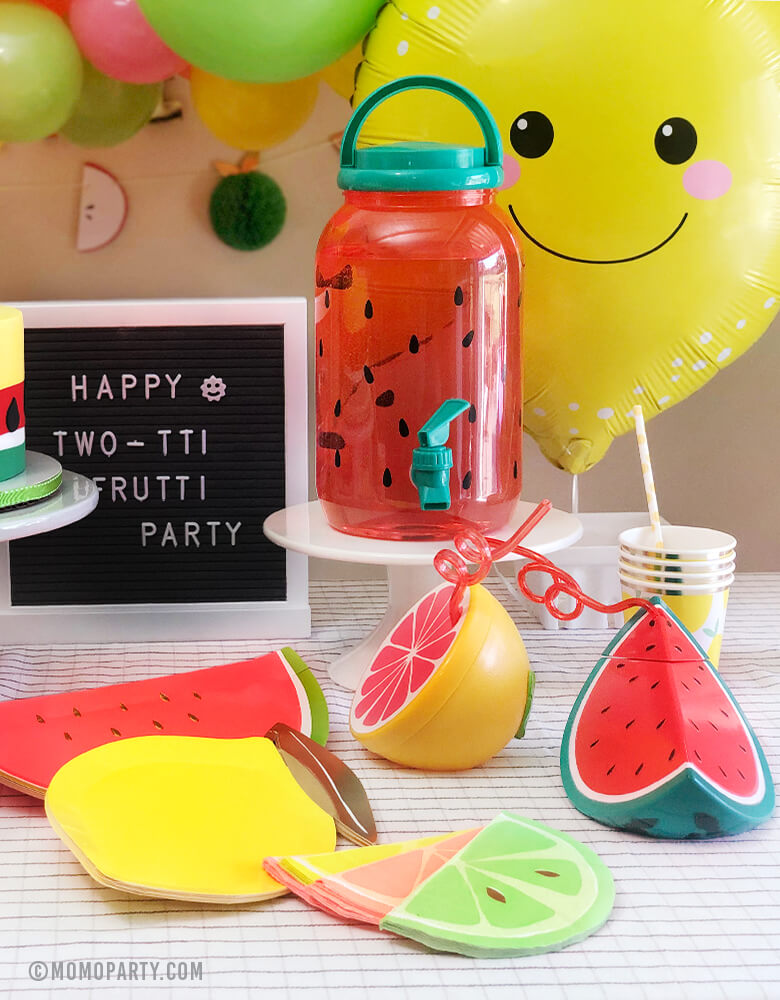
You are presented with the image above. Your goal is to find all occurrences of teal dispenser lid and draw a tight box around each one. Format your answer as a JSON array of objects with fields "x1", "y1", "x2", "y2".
[
  {"x1": 411, "y1": 399, "x2": 471, "y2": 511},
  {"x1": 338, "y1": 75, "x2": 503, "y2": 192}
]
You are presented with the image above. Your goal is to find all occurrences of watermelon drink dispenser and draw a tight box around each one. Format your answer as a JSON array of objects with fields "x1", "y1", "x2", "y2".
[{"x1": 315, "y1": 75, "x2": 523, "y2": 541}]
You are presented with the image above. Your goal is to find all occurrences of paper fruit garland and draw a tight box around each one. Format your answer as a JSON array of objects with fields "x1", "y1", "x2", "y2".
[
  {"x1": 267, "y1": 813, "x2": 615, "y2": 958},
  {"x1": 76, "y1": 163, "x2": 127, "y2": 252},
  {"x1": 356, "y1": 0, "x2": 780, "y2": 473},
  {"x1": 561, "y1": 598, "x2": 774, "y2": 838},
  {"x1": 45, "y1": 735, "x2": 337, "y2": 902},
  {"x1": 210, "y1": 155, "x2": 287, "y2": 251},
  {"x1": 0, "y1": 648, "x2": 327, "y2": 795}
]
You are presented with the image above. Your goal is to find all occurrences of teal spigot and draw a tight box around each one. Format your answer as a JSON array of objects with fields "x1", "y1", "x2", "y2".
[{"x1": 411, "y1": 399, "x2": 471, "y2": 511}]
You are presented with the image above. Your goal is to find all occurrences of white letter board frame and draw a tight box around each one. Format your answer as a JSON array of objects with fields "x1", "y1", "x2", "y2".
[{"x1": 0, "y1": 298, "x2": 310, "y2": 641}]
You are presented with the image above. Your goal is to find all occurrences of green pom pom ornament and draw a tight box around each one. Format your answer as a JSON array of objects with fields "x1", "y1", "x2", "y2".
[{"x1": 209, "y1": 171, "x2": 286, "y2": 251}]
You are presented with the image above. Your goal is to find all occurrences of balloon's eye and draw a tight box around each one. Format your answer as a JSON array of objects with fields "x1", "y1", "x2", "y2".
[
  {"x1": 654, "y1": 118, "x2": 697, "y2": 165},
  {"x1": 509, "y1": 112, "x2": 554, "y2": 159}
]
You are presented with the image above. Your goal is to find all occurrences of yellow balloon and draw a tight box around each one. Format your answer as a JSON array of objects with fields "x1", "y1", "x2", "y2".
[
  {"x1": 356, "y1": 0, "x2": 780, "y2": 473},
  {"x1": 191, "y1": 69, "x2": 319, "y2": 150},
  {"x1": 320, "y1": 43, "x2": 363, "y2": 101}
]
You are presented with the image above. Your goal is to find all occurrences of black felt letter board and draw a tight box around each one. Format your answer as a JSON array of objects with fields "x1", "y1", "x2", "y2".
[{"x1": 10, "y1": 325, "x2": 287, "y2": 606}]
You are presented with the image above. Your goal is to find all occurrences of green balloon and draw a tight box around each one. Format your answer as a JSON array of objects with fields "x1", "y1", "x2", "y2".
[
  {"x1": 0, "y1": 3, "x2": 83, "y2": 143},
  {"x1": 60, "y1": 61, "x2": 161, "y2": 148},
  {"x1": 135, "y1": 0, "x2": 383, "y2": 83}
]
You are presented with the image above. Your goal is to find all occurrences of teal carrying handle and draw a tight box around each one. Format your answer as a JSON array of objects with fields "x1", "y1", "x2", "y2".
[{"x1": 340, "y1": 75, "x2": 502, "y2": 171}]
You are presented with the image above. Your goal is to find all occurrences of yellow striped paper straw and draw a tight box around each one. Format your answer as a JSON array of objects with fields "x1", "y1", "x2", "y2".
[{"x1": 632, "y1": 404, "x2": 664, "y2": 549}]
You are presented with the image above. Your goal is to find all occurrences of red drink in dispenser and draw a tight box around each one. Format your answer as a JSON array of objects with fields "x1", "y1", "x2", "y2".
[{"x1": 316, "y1": 76, "x2": 523, "y2": 540}]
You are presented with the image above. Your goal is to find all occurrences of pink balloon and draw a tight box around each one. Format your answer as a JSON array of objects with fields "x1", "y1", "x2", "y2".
[{"x1": 69, "y1": 0, "x2": 187, "y2": 84}]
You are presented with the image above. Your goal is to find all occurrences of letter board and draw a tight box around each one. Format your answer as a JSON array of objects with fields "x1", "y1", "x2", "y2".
[{"x1": 0, "y1": 299, "x2": 309, "y2": 641}]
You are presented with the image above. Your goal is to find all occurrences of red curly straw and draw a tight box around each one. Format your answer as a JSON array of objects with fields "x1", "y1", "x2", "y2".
[{"x1": 434, "y1": 499, "x2": 657, "y2": 625}]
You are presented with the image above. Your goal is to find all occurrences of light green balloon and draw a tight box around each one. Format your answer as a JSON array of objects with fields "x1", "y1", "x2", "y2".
[
  {"x1": 60, "y1": 60, "x2": 162, "y2": 147},
  {"x1": 135, "y1": 0, "x2": 383, "y2": 83},
  {"x1": 0, "y1": 3, "x2": 83, "y2": 143}
]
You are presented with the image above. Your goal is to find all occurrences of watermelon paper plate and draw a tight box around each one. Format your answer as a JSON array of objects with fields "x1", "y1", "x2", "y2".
[
  {"x1": 0, "y1": 648, "x2": 328, "y2": 797},
  {"x1": 266, "y1": 813, "x2": 615, "y2": 958},
  {"x1": 561, "y1": 597, "x2": 774, "y2": 838}
]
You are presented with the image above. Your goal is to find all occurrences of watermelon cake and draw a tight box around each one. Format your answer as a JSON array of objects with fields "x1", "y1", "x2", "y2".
[
  {"x1": 561, "y1": 597, "x2": 774, "y2": 838},
  {"x1": 0, "y1": 307, "x2": 25, "y2": 481}
]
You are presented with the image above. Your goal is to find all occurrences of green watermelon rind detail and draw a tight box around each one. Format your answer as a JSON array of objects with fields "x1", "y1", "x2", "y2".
[
  {"x1": 561, "y1": 597, "x2": 775, "y2": 839},
  {"x1": 281, "y1": 647, "x2": 329, "y2": 746},
  {"x1": 379, "y1": 812, "x2": 615, "y2": 958}
]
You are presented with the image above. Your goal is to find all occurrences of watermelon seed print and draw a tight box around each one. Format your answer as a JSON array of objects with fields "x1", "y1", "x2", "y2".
[
  {"x1": 463, "y1": 472, "x2": 472, "y2": 490},
  {"x1": 365, "y1": 299, "x2": 373, "y2": 319},
  {"x1": 335, "y1": 451, "x2": 341, "y2": 468},
  {"x1": 513, "y1": 461, "x2": 518, "y2": 479},
  {"x1": 110, "y1": 727, "x2": 121, "y2": 737},
  {"x1": 36, "y1": 715, "x2": 44, "y2": 724},
  {"x1": 468, "y1": 404, "x2": 476, "y2": 423},
  {"x1": 64, "y1": 732, "x2": 72, "y2": 741},
  {"x1": 319, "y1": 340, "x2": 323, "y2": 358},
  {"x1": 73, "y1": 708, "x2": 81, "y2": 717},
  {"x1": 334, "y1": 399, "x2": 341, "y2": 417},
  {"x1": 399, "y1": 419, "x2": 410, "y2": 437},
  {"x1": 364, "y1": 365, "x2": 374, "y2": 384},
  {"x1": 486, "y1": 887, "x2": 506, "y2": 903},
  {"x1": 5, "y1": 398, "x2": 19, "y2": 433},
  {"x1": 376, "y1": 390, "x2": 395, "y2": 407},
  {"x1": 120, "y1": 703, "x2": 128, "y2": 711},
  {"x1": 462, "y1": 330, "x2": 474, "y2": 347},
  {"x1": 318, "y1": 432, "x2": 345, "y2": 451},
  {"x1": 454, "y1": 286, "x2": 464, "y2": 306},
  {"x1": 409, "y1": 335, "x2": 419, "y2": 353},
  {"x1": 188, "y1": 713, "x2": 199, "y2": 722},
  {"x1": 159, "y1": 693, "x2": 169, "y2": 702},
  {"x1": 383, "y1": 468, "x2": 392, "y2": 487},
  {"x1": 193, "y1": 693, "x2": 202, "y2": 700},
  {"x1": 152, "y1": 720, "x2": 163, "y2": 730}
]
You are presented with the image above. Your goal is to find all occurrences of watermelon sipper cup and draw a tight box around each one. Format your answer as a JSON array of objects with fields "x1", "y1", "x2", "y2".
[
  {"x1": 0, "y1": 648, "x2": 328, "y2": 797},
  {"x1": 561, "y1": 597, "x2": 774, "y2": 839}
]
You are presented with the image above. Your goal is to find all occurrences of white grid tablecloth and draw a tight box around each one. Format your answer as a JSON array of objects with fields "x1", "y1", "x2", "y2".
[{"x1": 0, "y1": 574, "x2": 777, "y2": 1000}]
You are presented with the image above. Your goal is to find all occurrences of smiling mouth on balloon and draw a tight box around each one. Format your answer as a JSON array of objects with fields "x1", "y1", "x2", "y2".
[{"x1": 507, "y1": 205, "x2": 688, "y2": 264}]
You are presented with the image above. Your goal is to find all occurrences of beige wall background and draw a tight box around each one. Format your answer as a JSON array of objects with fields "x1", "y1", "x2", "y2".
[{"x1": 0, "y1": 79, "x2": 777, "y2": 572}]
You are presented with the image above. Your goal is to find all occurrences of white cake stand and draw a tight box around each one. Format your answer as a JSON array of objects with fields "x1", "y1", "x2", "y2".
[
  {"x1": 264, "y1": 500, "x2": 583, "y2": 689},
  {"x1": 0, "y1": 467, "x2": 98, "y2": 542}
]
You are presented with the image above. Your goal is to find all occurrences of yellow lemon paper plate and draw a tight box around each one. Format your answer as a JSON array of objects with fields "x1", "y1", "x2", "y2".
[{"x1": 45, "y1": 736, "x2": 337, "y2": 903}]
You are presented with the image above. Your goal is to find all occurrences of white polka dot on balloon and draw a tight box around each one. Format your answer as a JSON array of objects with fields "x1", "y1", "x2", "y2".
[
  {"x1": 633, "y1": 386, "x2": 644, "y2": 395},
  {"x1": 672, "y1": 358, "x2": 683, "y2": 368},
  {"x1": 699, "y1": 331, "x2": 713, "y2": 344},
  {"x1": 736, "y1": 318, "x2": 746, "y2": 330},
  {"x1": 659, "y1": 395, "x2": 671, "y2": 405},
  {"x1": 671, "y1": 374, "x2": 681, "y2": 382},
  {"x1": 400, "y1": 11, "x2": 408, "y2": 19},
  {"x1": 568, "y1": 402, "x2": 579, "y2": 411},
  {"x1": 427, "y1": 5, "x2": 441, "y2": 17},
  {"x1": 692, "y1": 359, "x2": 707, "y2": 371},
  {"x1": 569, "y1": 427, "x2": 579, "y2": 435},
  {"x1": 597, "y1": 407, "x2": 613, "y2": 419},
  {"x1": 533, "y1": 407, "x2": 546, "y2": 417},
  {"x1": 397, "y1": 40, "x2": 409, "y2": 55},
  {"x1": 717, "y1": 347, "x2": 732, "y2": 362},
  {"x1": 765, "y1": 297, "x2": 776, "y2": 309}
]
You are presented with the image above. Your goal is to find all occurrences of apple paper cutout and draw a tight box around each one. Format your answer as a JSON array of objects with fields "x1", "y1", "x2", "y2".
[{"x1": 77, "y1": 162, "x2": 127, "y2": 252}]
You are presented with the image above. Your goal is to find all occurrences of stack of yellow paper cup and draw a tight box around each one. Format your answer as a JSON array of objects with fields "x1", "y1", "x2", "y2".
[{"x1": 618, "y1": 525, "x2": 736, "y2": 669}]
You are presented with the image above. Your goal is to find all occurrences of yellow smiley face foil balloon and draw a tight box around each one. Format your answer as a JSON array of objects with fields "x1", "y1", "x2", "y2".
[{"x1": 354, "y1": 0, "x2": 780, "y2": 473}]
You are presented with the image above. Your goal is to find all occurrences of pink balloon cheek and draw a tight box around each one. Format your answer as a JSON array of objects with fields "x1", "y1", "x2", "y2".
[
  {"x1": 683, "y1": 160, "x2": 732, "y2": 200},
  {"x1": 499, "y1": 153, "x2": 521, "y2": 191}
]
